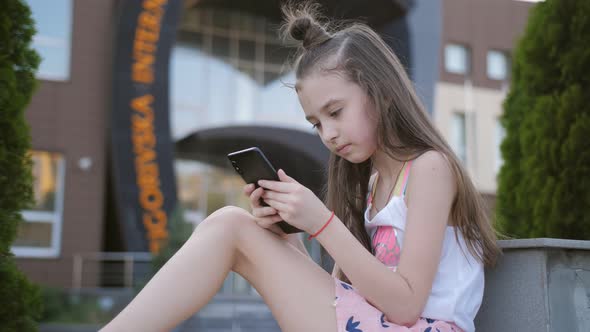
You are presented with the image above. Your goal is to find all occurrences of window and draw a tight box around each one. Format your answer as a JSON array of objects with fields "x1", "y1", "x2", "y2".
[
  {"x1": 451, "y1": 113, "x2": 467, "y2": 164},
  {"x1": 25, "y1": 0, "x2": 73, "y2": 81},
  {"x1": 444, "y1": 44, "x2": 470, "y2": 75},
  {"x1": 495, "y1": 119, "x2": 506, "y2": 174},
  {"x1": 12, "y1": 151, "x2": 66, "y2": 258},
  {"x1": 487, "y1": 50, "x2": 510, "y2": 81},
  {"x1": 171, "y1": 7, "x2": 307, "y2": 137}
]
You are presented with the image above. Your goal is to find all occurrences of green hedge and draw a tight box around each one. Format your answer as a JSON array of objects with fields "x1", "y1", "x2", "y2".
[
  {"x1": 496, "y1": 0, "x2": 590, "y2": 239},
  {"x1": 0, "y1": 0, "x2": 43, "y2": 331}
]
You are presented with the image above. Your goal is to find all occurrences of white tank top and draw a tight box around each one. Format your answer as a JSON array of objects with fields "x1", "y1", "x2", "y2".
[{"x1": 363, "y1": 161, "x2": 484, "y2": 332}]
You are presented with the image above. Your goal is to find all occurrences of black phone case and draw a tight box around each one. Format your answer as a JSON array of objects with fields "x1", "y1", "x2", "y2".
[{"x1": 227, "y1": 147, "x2": 303, "y2": 234}]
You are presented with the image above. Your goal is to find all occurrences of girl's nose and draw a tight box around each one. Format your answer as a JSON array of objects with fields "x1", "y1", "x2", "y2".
[{"x1": 323, "y1": 127, "x2": 338, "y2": 143}]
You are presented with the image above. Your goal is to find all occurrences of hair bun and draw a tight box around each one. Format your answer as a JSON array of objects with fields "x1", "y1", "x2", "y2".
[
  {"x1": 282, "y1": 3, "x2": 332, "y2": 50},
  {"x1": 290, "y1": 17, "x2": 313, "y2": 42}
]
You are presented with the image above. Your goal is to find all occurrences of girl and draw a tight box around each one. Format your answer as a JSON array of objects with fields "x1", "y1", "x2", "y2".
[{"x1": 101, "y1": 2, "x2": 500, "y2": 332}]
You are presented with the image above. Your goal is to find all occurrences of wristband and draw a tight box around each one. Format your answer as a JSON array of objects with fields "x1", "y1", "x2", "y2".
[{"x1": 308, "y1": 211, "x2": 335, "y2": 240}]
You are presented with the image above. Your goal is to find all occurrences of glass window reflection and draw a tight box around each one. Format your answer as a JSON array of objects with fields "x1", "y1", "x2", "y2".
[
  {"x1": 25, "y1": 0, "x2": 72, "y2": 81},
  {"x1": 445, "y1": 43, "x2": 470, "y2": 75},
  {"x1": 13, "y1": 151, "x2": 65, "y2": 257},
  {"x1": 170, "y1": 7, "x2": 311, "y2": 140}
]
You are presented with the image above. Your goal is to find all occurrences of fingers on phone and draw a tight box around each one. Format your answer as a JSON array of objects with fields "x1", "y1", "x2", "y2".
[
  {"x1": 253, "y1": 207, "x2": 276, "y2": 218},
  {"x1": 255, "y1": 216, "x2": 273, "y2": 228},
  {"x1": 243, "y1": 183, "x2": 255, "y2": 195},
  {"x1": 264, "y1": 207, "x2": 277, "y2": 215},
  {"x1": 251, "y1": 188, "x2": 266, "y2": 206},
  {"x1": 259, "y1": 220, "x2": 282, "y2": 235},
  {"x1": 249, "y1": 188, "x2": 259, "y2": 203}
]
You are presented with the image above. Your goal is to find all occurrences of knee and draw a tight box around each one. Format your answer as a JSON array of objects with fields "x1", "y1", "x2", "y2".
[{"x1": 196, "y1": 206, "x2": 254, "y2": 233}]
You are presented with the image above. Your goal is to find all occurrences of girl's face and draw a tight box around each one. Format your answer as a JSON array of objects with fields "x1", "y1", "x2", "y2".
[{"x1": 297, "y1": 73, "x2": 379, "y2": 163}]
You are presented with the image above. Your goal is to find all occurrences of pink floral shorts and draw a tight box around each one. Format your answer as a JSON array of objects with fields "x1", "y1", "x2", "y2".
[{"x1": 333, "y1": 278, "x2": 464, "y2": 332}]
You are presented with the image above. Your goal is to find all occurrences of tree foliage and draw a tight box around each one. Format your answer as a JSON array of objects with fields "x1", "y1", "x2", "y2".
[
  {"x1": 497, "y1": 0, "x2": 590, "y2": 239},
  {"x1": 0, "y1": 0, "x2": 43, "y2": 331}
]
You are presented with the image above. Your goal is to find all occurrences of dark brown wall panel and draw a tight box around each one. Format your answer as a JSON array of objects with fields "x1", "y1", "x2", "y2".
[{"x1": 18, "y1": 0, "x2": 116, "y2": 288}]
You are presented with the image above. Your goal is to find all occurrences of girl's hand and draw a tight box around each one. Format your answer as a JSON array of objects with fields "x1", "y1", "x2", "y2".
[
  {"x1": 257, "y1": 169, "x2": 332, "y2": 235},
  {"x1": 243, "y1": 182, "x2": 288, "y2": 238}
]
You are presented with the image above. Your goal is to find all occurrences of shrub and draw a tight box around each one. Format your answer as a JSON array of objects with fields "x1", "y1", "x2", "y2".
[
  {"x1": 0, "y1": 1, "x2": 43, "y2": 331},
  {"x1": 497, "y1": 0, "x2": 590, "y2": 239}
]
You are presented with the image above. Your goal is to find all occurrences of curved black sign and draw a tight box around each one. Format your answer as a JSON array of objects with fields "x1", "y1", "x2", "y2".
[{"x1": 111, "y1": 0, "x2": 181, "y2": 253}]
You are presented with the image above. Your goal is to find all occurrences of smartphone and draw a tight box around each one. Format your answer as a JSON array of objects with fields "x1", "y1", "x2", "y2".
[{"x1": 227, "y1": 147, "x2": 303, "y2": 234}]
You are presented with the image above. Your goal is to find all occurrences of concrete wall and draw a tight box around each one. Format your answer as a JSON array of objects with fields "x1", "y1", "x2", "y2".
[{"x1": 476, "y1": 239, "x2": 590, "y2": 332}]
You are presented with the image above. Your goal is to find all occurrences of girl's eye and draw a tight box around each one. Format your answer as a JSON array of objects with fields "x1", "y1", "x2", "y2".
[
  {"x1": 330, "y1": 109, "x2": 341, "y2": 117},
  {"x1": 311, "y1": 109, "x2": 340, "y2": 129}
]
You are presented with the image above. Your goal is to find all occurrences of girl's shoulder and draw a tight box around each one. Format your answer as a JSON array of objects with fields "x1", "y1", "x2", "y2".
[
  {"x1": 411, "y1": 150, "x2": 453, "y2": 174},
  {"x1": 408, "y1": 150, "x2": 456, "y2": 196}
]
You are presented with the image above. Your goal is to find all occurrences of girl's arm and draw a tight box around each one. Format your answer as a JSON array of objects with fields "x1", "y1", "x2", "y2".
[{"x1": 316, "y1": 151, "x2": 455, "y2": 326}]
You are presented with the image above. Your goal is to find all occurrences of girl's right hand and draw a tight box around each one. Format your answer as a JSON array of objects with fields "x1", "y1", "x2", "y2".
[{"x1": 243, "y1": 183, "x2": 287, "y2": 237}]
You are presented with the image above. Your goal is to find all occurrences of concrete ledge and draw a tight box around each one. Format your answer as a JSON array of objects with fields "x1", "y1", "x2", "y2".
[
  {"x1": 475, "y1": 238, "x2": 590, "y2": 332},
  {"x1": 499, "y1": 238, "x2": 590, "y2": 250},
  {"x1": 40, "y1": 323, "x2": 101, "y2": 332}
]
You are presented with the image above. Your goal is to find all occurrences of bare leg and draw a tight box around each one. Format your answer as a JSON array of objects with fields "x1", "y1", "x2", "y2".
[{"x1": 100, "y1": 206, "x2": 337, "y2": 332}]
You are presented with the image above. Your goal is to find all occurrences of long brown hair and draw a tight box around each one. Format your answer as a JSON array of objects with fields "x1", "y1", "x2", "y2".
[{"x1": 281, "y1": 2, "x2": 500, "y2": 283}]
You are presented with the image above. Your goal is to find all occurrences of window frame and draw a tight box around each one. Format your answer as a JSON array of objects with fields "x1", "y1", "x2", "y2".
[
  {"x1": 450, "y1": 111, "x2": 468, "y2": 165},
  {"x1": 494, "y1": 118, "x2": 506, "y2": 174},
  {"x1": 444, "y1": 43, "x2": 471, "y2": 75},
  {"x1": 12, "y1": 152, "x2": 66, "y2": 258},
  {"x1": 26, "y1": 0, "x2": 74, "y2": 82},
  {"x1": 486, "y1": 49, "x2": 510, "y2": 81}
]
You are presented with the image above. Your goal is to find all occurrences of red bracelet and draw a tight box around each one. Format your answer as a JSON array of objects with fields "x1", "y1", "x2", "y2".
[{"x1": 308, "y1": 211, "x2": 335, "y2": 240}]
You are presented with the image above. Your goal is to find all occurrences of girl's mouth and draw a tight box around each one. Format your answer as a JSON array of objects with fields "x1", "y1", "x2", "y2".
[{"x1": 337, "y1": 144, "x2": 351, "y2": 153}]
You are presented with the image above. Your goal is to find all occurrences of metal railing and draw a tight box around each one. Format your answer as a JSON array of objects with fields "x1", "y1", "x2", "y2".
[{"x1": 72, "y1": 252, "x2": 152, "y2": 289}]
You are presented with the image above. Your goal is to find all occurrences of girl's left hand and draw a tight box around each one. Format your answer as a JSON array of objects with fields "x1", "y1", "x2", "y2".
[{"x1": 258, "y1": 169, "x2": 332, "y2": 235}]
